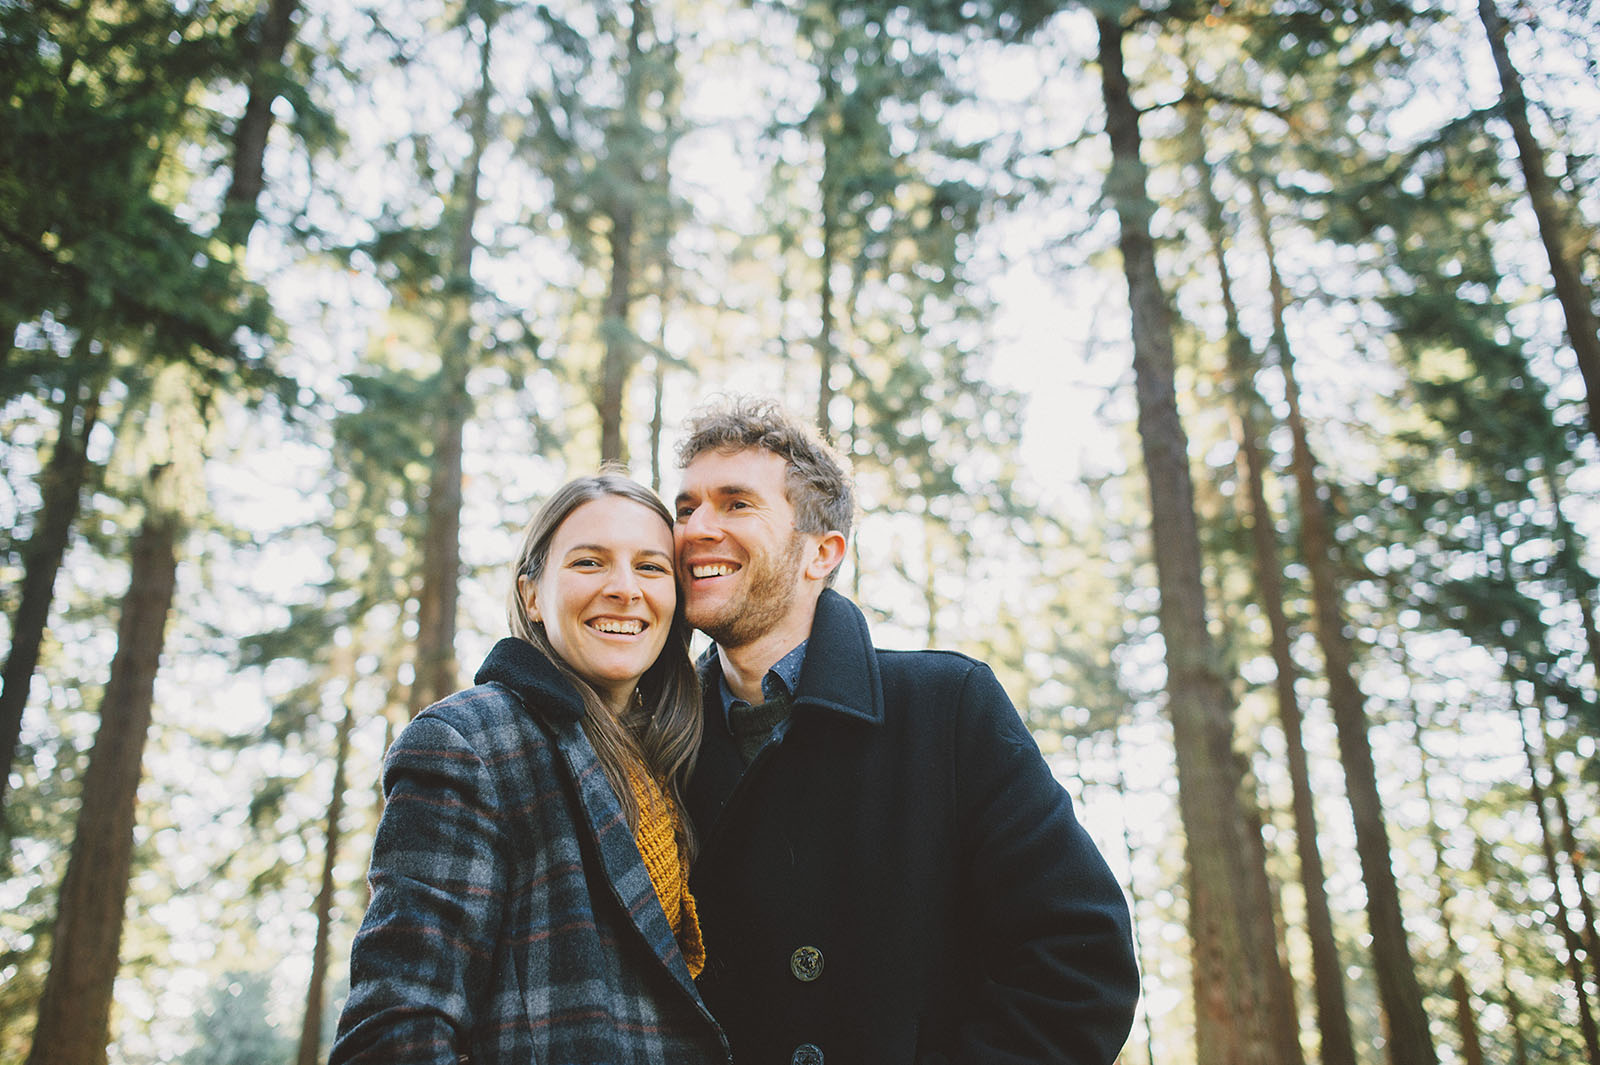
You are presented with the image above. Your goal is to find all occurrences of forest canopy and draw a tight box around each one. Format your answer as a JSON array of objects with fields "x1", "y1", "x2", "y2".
[{"x1": 2, "y1": 0, "x2": 1598, "y2": 1062}]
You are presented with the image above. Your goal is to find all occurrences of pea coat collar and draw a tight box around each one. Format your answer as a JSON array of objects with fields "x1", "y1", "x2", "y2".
[
  {"x1": 475, "y1": 637, "x2": 586, "y2": 723},
  {"x1": 791, "y1": 588, "x2": 885, "y2": 726},
  {"x1": 699, "y1": 588, "x2": 885, "y2": 727}
]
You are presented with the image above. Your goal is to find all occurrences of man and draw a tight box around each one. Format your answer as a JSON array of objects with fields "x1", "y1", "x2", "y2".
[{"x1": 672, "y1": 396, "x2": 1139, "y2": 1065}]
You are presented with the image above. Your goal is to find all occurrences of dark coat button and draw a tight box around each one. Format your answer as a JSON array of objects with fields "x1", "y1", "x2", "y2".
[
  {"x1": 789, "y1": 945, "x2": 824, "y2": 982},
  {"x1": 791, "y1": 1044, "x2": 824, "y2": 1065}
]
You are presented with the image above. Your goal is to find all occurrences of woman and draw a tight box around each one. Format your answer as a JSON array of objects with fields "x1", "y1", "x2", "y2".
[{"x1": 330, "y1": 473, "x2": 729, "y2": 1065}]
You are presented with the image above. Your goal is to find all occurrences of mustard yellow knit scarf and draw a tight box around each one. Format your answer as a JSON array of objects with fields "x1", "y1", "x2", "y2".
[{"x1": 626, "y1": 764, "x2": 706, "y2": 978}]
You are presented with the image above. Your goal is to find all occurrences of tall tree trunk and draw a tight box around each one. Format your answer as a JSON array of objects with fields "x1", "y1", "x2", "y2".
[
  {"x1": 410, "y1": 17, "x2": 494, "y2": 714},
  {"x1": 1, "y1": 343, "x2": 104, "y2": 822},
  {"x1": 816, "y1": 63, "x2": 840, "y2": 441},
  {"x1": 24, "y1": 500, "x2": 179, "y2": 1065},
  {"x1": 296, "y1": 698, "x2": 355, "y2": 1065},
  {"x1": 1095, "y1": 18, "x2": 1281, "y2": 1064},
  {"x1": 1477, "y1": 0, "x2": 1600, "y2": 439},
  {"x1": 1406, "y1": 693, "x2": 1485, "y2": 1065},
  {"x1": 597, "y1": 0, "x2": 648, "y2": 465},
  {"x1": 1274, "y1": 215, "x2": 1440, "y2": 1065},
  {"x1": 1520, "y1": 703, "x2": 1600, "y2": 1062},
  {"x1": 1191, "y1": 99, "x2": 1355, "y2": 1065},
  {"x1": 1108, "y1": 726, "x2": 1157, "y2": 1065},
  {"x1": 1542, "y1": 743, "x2": 1600, "y2": 990},
  {"x1": 218, "y1": 0, "x2": 302, "y2": 244}
]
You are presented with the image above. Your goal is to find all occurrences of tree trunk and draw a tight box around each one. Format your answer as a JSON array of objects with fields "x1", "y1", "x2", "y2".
[
  {"x1": 1191, "y1": 103, "x2": 1354, "y2": 1065},
  {"x1": 1095, "y1": 18, "x2": 1281, "y2": 1064},
  {"x1": 296, "y1": 698, "x2": 355, "y2": 1065},
  {"x1": 218, "y1": 0, "x2": 302, "y2": 244},
  {"x1": 410, "y1": 17, "x2": 494, "y2": 714},
  {"x1": 1477, "y1": 0, "x2": 1600, "y2": 440},
  {"x1": 1276, "y1": 236, "x2": 1439, "y2": 1065},
  {"x1": 24, "y1": 502, "x2": 179, "y2": 1065},
  {"x1": 1, "y1": 344, "x2": 104, "y2": 820},
  {"x1": 1519, "y1": 703, "x2": 1600, "y2": 1062},
  {"x1": 1406, "y1": 691, "x2": 1485, "y2": 1065},
  {"x1": 816, "y1": 63, "x2": 840, "y2": 441},
  {"x1": 597, "y1": 0, "x2": 649, "y2": 466},
  {"x1": 1108, "y1": 728, "x2": 1158, "y2": 1065}
]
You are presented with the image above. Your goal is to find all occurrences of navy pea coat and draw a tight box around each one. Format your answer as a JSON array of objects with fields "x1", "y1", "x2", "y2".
[
  {"x1": 330, "y1": 639, "x2": 730, "y2": 1065},
  {"x1": 687, "y1": 590, "x2": 1139, "y2": 1065}
]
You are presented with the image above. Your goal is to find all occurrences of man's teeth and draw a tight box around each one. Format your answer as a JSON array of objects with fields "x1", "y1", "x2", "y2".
[
  {"x1": 592, "y1": 619, "x2": 644, "y2": 635},
  {"x1": 692, "y1": 563, "x2": 736, "y2": 578}
]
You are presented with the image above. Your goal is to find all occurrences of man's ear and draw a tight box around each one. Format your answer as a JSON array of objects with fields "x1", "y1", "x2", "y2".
[
  {"x1": 804, "y1": 531, "x2": 848, "y2": 583},
  {"x1": 517, "y1": 575, "x2": 542, "y2": 624}
]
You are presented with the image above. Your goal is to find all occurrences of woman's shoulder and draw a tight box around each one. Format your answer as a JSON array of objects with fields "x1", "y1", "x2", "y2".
[{"x1": 397, "y1": 681, "x2": 555, "y2": 758}]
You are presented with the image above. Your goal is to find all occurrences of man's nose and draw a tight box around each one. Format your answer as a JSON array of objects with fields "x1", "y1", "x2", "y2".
[{"x1": 678, "y1": 503, "x2": 720, "y2": 540}]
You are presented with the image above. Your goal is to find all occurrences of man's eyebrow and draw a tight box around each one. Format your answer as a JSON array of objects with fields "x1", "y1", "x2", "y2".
[{"x1": 675, "y1": 483, "x2": 759, "y2": 504}]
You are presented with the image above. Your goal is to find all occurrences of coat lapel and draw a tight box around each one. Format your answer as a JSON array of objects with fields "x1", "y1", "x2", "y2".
[{"x1": 477, "y1": 639, "x2": 703, "y2": 1001}]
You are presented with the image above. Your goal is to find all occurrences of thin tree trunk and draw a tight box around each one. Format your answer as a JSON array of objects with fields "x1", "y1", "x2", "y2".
[
  {"x1": 1496, "y1": 939, "x2": 1531, "y2": 1065},
  {"x1": 1, "y1": 343, "x2": 104, "y2": 821},
  {"x1": 1191, "y1": 99, "x2": 1355, "y2": 1065},
  {"x1": 597, "y1": 0, "x2": 648, "y2": 466},
  {"x1": 816, "y1": 63, "x2": 840, "y2": 441},
  {"x1": 296, "y1": 698, "x2": 355, "y2": 1065},
  {"x1": 24, "y1": 502, "x2": 179, "y2": 1065},
  {"x1": 1108, "y1": 727, "x2": 1157, "y2": 1065},
  {"x1": 1406, "y1": 693, "x2": 1485, "y2": 1065},
  {"x1": 410, "y1": 17, "x2": 494, "y2": 714},
  {"x1": 1544, "y1": 751, "x2": 1600, "y2": 991},
  {"x1": 218, "y1": 0, "x2": 301, "y2": 243},
  {"x1": 1096, "y1": 18, "x2": 1280, "y2": 1064},
  {"x1": 1518, "y1": 702, "x2": 1600, "y2": 1063},
  {"x1": 1478, "y1": 0, "x2": 1600, "y2": 439},
  {"x1": 1273, "y1": 206, "x2": 1440, "y2": 1065}
]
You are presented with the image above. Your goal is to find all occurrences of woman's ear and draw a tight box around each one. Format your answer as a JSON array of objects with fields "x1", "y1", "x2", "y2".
[{"x1": 517, "y1": 575, "x2": 542, "y2": 624}]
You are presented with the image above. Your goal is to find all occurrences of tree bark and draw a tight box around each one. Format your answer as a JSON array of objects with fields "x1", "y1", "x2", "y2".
[
  {"x1": 296, "y1": 698, "x2": 355, "y2": 1065},
  {"x1": 1192, "y1": 106, "x2": 1354, "y2": 1065},
  {"x1": 816, "y1": 63, "x2": 840, "y2": 441},
  {"x1": 1407, "y1": 693, "x2": 1485, "y2": 1065},
  {"x1": 410, "y1": 16, "x2": 494, "y2": 714},
  {"x1": 24, "y1": 504, "x2": 179, "y2": 1065},
  {"x1": 1520, "y1": 704, "x2": 1600, "y2": 1063},
  {"x1": 1096, "y1": 18, "x2": 1281, "y2": 1064},
  {"x1": 219, "y1": 0, "x2": 302, "y2": 244},
  {"x1": 0, "y1": 343, "x2": 104, "y2": 821},
  {"x1": 1478, "y1": 0, "x2": 1600, "y2": 440},
  {"x1": 597, "y1": 0, "x2": 649, "y2": 466},
  {"x1": 1277, "y1": 237, "x2": 1439, "y2": 1065}
]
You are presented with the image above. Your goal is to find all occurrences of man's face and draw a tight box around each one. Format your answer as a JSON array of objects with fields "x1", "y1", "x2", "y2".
[{"x1": 674, "y1": 447, "x2": 810, "y2": 649}]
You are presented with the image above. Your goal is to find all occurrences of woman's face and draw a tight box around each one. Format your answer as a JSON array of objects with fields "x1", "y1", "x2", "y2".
[{"x1": 519, "y1": 495, "x2": 677, "y2": 716}]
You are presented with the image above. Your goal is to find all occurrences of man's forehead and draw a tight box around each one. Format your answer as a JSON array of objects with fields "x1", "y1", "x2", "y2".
[{"x1": 676, "y1": 447, "x2": 788, "y2": 497}]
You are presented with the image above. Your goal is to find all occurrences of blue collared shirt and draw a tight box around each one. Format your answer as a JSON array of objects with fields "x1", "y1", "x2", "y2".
[{"x1": 718, "y1": 640, "x2": 807, "y2": 728}]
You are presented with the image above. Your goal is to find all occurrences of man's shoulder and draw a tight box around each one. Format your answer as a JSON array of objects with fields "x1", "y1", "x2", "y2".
[{"x1": 873, "y1": 646, "x2": 994, "y2": 691}]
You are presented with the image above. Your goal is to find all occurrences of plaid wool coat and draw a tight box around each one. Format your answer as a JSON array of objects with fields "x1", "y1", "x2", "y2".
[{"x1": 330, "y1": 639, "x2": 730, "y2": 1065}]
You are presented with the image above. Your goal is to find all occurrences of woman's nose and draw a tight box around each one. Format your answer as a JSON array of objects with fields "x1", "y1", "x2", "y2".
[{"x1": 604, "y1": 567, "x2": 642, "y2": 600}]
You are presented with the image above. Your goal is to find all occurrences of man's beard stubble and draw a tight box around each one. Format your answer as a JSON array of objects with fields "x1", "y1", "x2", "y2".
[{"x1": 692, "y1": 530, "x2": 808, "y2": 650}]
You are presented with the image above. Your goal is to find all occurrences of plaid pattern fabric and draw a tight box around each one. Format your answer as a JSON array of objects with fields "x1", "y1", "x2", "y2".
[{"x1": 330, "y1": 639, "x2": 729, "y2": 1065}]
